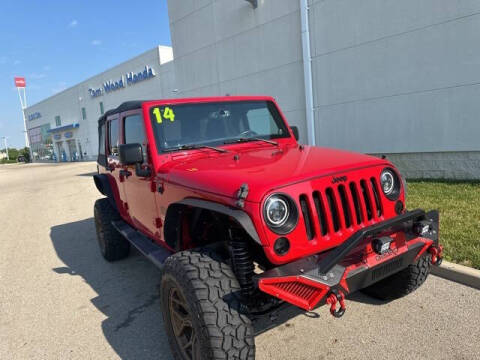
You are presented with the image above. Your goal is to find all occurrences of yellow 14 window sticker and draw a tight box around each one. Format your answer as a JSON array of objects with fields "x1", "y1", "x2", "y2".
[{"x1": 152, "y1": 106, "x2": 175, "y2": 124}]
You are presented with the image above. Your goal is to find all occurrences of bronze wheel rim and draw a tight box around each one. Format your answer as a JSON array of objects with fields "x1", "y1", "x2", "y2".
[{"x1": 168, "y1": 287, "x2": 201, "y2": 360}]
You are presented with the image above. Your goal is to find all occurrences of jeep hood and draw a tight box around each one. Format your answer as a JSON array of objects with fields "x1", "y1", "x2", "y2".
[{"x1": 166, "y1": 145, "x2": 387, "y2": 203}]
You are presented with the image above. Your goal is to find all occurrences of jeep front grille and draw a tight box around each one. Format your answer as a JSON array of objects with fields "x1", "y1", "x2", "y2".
[{"x1": 300, "y1": 178, "x2": 383, "y2": 239}]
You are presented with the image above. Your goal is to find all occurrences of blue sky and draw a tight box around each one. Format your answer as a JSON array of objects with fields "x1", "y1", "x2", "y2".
[{"x1": 0, "y1": 0, "x2": 171, "y2": 148}]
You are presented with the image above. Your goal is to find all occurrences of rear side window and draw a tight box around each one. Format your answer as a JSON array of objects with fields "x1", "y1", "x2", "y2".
[
  {"x1": 99, "y1": 124, "x2": 106, "y2": 155},
  {"x1": 108, "y1": 118, "x2": 119, "y2": 155}
]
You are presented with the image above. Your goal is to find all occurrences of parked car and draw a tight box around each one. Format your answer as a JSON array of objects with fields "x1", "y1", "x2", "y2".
[{"x1": 93, "y1": 97, "x2": 443, "y2": 360}]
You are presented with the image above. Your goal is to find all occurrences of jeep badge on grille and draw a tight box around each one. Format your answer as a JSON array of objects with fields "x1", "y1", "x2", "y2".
[{"x1": 332, "y1": 175, "x2": 347, "y2": 184}]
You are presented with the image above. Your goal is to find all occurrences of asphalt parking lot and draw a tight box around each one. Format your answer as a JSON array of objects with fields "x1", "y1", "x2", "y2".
[{"x1": 1, "y1": 162, "x2": 479, "y2": 360}]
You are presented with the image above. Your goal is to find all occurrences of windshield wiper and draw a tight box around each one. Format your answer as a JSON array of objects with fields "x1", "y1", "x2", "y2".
[
  {"x1": 224, "y1": 137, "x2": 278, "y2": 146},
  {"x1": 165, "y1": 144, "x2": 228, "y2": 153}
]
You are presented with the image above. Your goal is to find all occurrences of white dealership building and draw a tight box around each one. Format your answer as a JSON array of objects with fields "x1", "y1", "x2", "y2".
[
  {"x1": 25, "y1": 46, "x2": 175, "y2": 162},
  {"x1": 25, "y1": 0, "x2": 480, "y2": 178}
]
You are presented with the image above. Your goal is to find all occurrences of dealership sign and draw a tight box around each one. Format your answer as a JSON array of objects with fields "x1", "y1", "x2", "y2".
[
  {"x1": 88, "y1": 65, "x2": 156, "y2": 98},
  {"x1": 28, "y1": 112, "x2": 42, "y2": 121},
  {"x1": 14, "y1": 77, "x2": 26, "y2": 88}
]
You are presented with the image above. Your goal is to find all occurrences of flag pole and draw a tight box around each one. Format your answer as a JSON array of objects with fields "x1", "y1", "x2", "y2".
[{"x1": 15, "y1": 78, "x2": 33, "y2": 161}]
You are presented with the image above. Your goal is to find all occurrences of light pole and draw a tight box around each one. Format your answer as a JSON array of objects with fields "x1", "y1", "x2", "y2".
[{"x1": 1, "y1": 136, "x2": 9, "y2": 160}]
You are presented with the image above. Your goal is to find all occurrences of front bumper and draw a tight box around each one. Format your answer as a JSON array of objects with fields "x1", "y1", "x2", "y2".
[{"x1": 256, "y1": 209, "x2": 441, "y2": 311}]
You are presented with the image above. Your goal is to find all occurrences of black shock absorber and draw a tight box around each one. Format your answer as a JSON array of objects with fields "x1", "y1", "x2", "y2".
[{"x1": 229, "y1": 228, "x2": 255, "y2": 299}]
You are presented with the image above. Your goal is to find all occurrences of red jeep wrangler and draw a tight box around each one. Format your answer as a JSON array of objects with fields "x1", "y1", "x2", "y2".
[{"x1": 93, "y1": 96, "x2": 442, "y2": 360}]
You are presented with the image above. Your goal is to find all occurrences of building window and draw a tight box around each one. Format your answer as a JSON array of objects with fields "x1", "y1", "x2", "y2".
[
  {"x1": 81, "y1": 107, "x2": 87, "y2": 120},
  {"x1": 100, "y1": 102, "x2": 104, "y2": 115},
  {"x1": 55, "y1": 116, "x2": 61, "y2": 127}
]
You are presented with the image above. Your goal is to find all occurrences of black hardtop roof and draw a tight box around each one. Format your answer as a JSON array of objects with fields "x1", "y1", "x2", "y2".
[{"x1": 98, "y1": 101, "x2": 144, "y2": 126}]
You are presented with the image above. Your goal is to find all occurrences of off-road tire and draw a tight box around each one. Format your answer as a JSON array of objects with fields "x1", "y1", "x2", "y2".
[
  {"x1": 93, "y1": 198, "x2": 130, "y2": 261},
  {"x1": 362, "y1": 254, "x2": 431, "y2": 300},
  {"x1": 161, "y1": 248, "x2": 255, "y2": 360}
]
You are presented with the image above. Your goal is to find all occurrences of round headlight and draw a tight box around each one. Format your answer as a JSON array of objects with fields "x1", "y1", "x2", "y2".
[
  {"x1": 263, "y1": 194, "x2": 298, "y2": 234},
  {"x1": 381, "y1": 170, "x2": 395, "y2": 195},
  {"x1": 380, "y1": 168, "x2": 401, "y2": 200},
  {"x1": 266, "y1": 197, "x2": 289, "y2": 226}
]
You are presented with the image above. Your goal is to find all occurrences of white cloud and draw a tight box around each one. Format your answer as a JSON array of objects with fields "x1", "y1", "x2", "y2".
[
  {"x1": 13, "y1": 60, "x2": 21, "y2": 65},
  {"x1": 30, "y1": 73, "x2": 47, "y2": 79},
  {"x1": 91, "y1": 39, "x2": 102, "y2": 46},
  {"x1": 68, "y1": 19, "x2": 78, "y2": 28},
  {"x1": 43, "y1": 65, "x2": 51, "y2": 71}
]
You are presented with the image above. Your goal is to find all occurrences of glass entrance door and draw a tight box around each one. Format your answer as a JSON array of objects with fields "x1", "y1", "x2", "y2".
[
  {"x1": 67, "y1": 139, "x2": 78, "y2": 161},
  {"x1": 56, "y1": 142, "x2": 66, "y2": 162}
]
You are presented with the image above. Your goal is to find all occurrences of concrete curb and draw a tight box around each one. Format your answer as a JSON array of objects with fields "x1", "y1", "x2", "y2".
[{"x1": 431, "y1": 260, "x2": 480, "y2": 290}]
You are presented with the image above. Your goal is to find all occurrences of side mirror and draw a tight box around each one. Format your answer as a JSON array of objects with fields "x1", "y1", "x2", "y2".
[
  {"x1": 291, "y1": 126, "x2": 299, "y2": 141},
  {"x1": 119, "y1": 143, "x2": 143, "y2": 165}
]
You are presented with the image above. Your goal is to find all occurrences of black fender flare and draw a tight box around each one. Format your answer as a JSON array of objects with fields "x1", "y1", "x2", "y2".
[
  {"x1": 177, "y1": 198, "x2": 261, "y2": 244},
  {"x1": 93, "y1": 174, "x2": 118, "y2": 212}
]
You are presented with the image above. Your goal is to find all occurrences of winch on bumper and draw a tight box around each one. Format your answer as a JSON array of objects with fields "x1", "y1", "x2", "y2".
[{"x1": 255, "y1": 209, "x2": 442, "y2": 316}]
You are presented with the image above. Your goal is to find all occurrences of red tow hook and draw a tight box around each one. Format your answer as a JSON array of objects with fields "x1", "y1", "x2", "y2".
[
  {"x1": 429, "y1": 245, "x2": 444, "y2": 266},
  {"x1": 326, "y1": 291, "x2": 346, "y2": 318}
]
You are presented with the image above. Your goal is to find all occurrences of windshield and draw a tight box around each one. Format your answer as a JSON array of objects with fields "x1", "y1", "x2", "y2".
[{"x1": 149, "y1": 100, "x2": 290, "y2": 153}]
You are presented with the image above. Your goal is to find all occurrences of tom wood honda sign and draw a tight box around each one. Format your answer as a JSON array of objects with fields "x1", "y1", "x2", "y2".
[{"x1": 88, "y1": 65, "x2": 156, "y2": 98}]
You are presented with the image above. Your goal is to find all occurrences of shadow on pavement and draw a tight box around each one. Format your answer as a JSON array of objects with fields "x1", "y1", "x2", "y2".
[
  {"x1": 50, "y1": 218, "x2": 378, "y2": 356},
  {"x1": 347, "y1": 290, "x2": 390, "y2": 305},
  {"x1": 50, "y1": 218, "x2": 173, "y2": 360},
  {"x1": 76, "y1": 171, "x2": 98, "y2": 177}
]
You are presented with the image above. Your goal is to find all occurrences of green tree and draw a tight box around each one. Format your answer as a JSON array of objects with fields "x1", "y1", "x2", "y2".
[
  {"x1": 7, "y1": 148, "x2": 19, "y2": 160},
  {"x1": 0, "y1": 148, "x2": 19, "y2": 161},
  {"x1": 18, "y1": 147, "x2": 31, "y2": 162}
]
